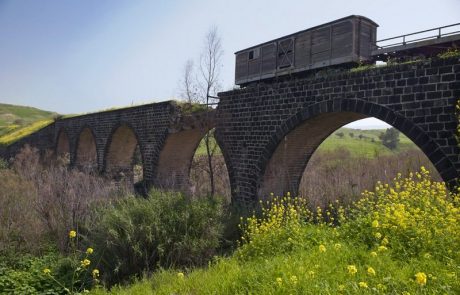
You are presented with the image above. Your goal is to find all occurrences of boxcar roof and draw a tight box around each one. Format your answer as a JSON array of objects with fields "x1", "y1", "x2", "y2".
[{"x1": 235, "y1": 15, "x2": 379, "y2": 54}]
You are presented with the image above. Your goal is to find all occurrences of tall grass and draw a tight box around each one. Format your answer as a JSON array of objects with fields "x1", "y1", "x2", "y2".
[
  {"x1": 300, "y1": 147, "x2": 441, "y2": 207},
  {"x1": 0, "y1": 145, "x2": 128, "y2": 254}
]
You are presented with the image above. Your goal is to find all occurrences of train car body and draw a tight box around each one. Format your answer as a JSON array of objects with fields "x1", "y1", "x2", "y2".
[{"x1": 235, "y1": 15, "x2": 378, "y2": 85}]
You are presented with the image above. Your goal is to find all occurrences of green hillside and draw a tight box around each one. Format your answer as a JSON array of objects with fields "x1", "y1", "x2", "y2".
[
  {"x1": 194, "y1": 127, "x2": 417, "y2": 158},
  {"x1": 0, "y1": 103, "x2": 58, "y2": 145},
  {"x1": 318, "y1": 127, "x2": 415, "y2": 157}
]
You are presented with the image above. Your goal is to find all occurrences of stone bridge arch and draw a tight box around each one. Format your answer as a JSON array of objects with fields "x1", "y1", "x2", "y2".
[
  {"x1": 155, "y1": 128, "x2": 212, "y2": 190},
  {"x1": 155, "y1": 112, "x2": 231, "y2": 194},
  {"x1": 104, "y1": 123, "x2": 143, "y2": 183},
  {"x1": 74, "y1": 126, "x2": 98, "y2": 171},
  {"x1": 55, "y1": 128, "x2": 70, "y2": 157},
  {"x1": 258, "y1": 99, "x2": 458, "y2": 199}
]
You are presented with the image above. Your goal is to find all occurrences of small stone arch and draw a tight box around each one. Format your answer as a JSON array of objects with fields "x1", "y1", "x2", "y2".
[
  {"x1": 75, "y1": 126, "x2": 98, "y2": 171},
  {"x1": 104, "y1": 123, "x2": 142, "y2": 183},
  {"x1": 258, "y1": 99, "x2": 458, "y2": 199},
  {"x1": 56, "y1": 128, "x2": 70, "y2": 156},
  {"x1": 156, "y1": 128, "x2": 210, "y2": 190}
]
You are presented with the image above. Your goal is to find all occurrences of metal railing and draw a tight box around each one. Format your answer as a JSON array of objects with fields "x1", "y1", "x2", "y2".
[{"x1": 375, "y1": 22, "x2": 460, "y2": 49}]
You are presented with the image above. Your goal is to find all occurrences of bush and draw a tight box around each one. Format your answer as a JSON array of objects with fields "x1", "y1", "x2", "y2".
[
  {"x1": 0, "y1": 253, "x2": 63, "y2": 295},
  {"x1": 11, "y1": 145, "x2": 126, "y2": 253},
  {"x1": 0, "y1": 169, "x2": 45, "y2": 255},
  {"x1": 86, "y1": 190, "x2": 224, "y2": 285}
]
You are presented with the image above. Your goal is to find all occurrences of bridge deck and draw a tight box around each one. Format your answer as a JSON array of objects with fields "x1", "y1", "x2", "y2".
[{"x1": 372, "y1": 22, "x2": 460, "y2": 60}]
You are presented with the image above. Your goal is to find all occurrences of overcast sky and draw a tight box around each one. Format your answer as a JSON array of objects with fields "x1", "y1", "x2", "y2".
[{"x1": 0, "y1": 0, "x2": 459, "y2": 128}]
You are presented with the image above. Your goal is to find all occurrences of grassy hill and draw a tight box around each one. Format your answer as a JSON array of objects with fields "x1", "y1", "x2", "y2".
[
  {"x1": 318, "y1": 127, "x2": 415, "y2": 157},
  {"x1": 0, "y1": 103, "x2": 58, "y2": 145},
  {"x1": 194, "y1": 127, "x2": 417, "y2": 158}
]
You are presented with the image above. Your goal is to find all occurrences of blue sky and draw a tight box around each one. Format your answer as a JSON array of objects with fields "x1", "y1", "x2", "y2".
[{"x1": 0, "y1": 0, "x2": 459, "y2": 128}]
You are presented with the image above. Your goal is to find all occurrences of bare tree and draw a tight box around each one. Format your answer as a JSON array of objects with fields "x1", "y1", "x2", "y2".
[
  {"x1": 198, "y1": 26, "x2": 223, "y2": 106},
  {"x1": 199, "y1": 26, "x2": 223, "y2": 197},
  {"x1": 179, "y1": 26, "x2": 223, "y2": 197},
  {"x1": 180, "y1": 59, "x2": 199, "y2": 104}
]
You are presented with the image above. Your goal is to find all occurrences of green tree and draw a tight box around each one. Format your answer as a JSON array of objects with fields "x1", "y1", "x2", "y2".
[{"x1": 379, "y1": 127, "x2": 400, "y2": 150}]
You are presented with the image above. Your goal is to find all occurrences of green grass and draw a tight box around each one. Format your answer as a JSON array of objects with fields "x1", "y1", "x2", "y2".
[{"x1": 319, "y1": 128, "x2": 414, "y2": 158}]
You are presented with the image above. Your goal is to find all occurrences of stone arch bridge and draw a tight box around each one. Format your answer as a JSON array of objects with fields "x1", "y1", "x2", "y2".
[{"x1": 2, "y1": 56, "x2": 460, "y2": 205}]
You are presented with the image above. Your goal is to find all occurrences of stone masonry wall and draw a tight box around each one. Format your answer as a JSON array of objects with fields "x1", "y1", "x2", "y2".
[{"x1": 216, "y1": 56, "x2": 460, "y2": 204}]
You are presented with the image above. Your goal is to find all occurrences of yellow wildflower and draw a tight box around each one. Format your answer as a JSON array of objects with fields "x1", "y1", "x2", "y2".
[
  {"x1": 372, "y1": 220, "x2": 379, "y2": 228},
  {"x1": 367, "y1": 267, "x2": 376, "y2": 276},
  {"x1": 290, "y1": 275, "x2": 298, "y2": 284},
  {"x1": 347, "y1": 265, "x2": 357, "y2": 275},
  {"x1": 177, "y1": 272, "x2": 184, "y2": 279},
  {"x1": 374, "y1": 232, "x2": 382, "y2": 239},
  {"x1": 381, "y1": 237, "x2": 389, "y2": 245},
  {"x1": 338, "y1": 284, "x2": 345, "y2": 291},
  {"x1": 334, "y1": 243, "x2": 342, "y2": 250},
  {"x1": 86, "y1": 247, "x2": 94, "y2": 255},
  {"x1": 81, "y1": 259, "x2": 91, "y2": 267},
  {"x1": 43, "y1": 268, "x2": 51, "y2": 275},
  {"x1": 276, "y1": 277, "x2": 283, "y2": 286},
  {"x1": 370, "y1": 251, "x2": 377, "y2": 257},
  {"x1": 92, "y1": 269, "x2": 100, "y2": 278},
  {"x1": 358, "y1": 281, "x2": 368, "y2": 288},
  {"x1": 378, "y1": 245, "x2": 387, "y2": 252},
  {"x1": 415, "y1": 272, "x2": 427, "y2": 286},
  {"x1": 319, "y1": 244, "x2": 326, "y2": 253},
  {"x1": 69, "y1": 230, "x2": 77, "y2": 239}
]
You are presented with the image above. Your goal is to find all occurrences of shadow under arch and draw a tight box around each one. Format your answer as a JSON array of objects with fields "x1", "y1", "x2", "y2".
[
  {"x1": 258, "y1": 98, "x2": 458, "y2": 199},
  {"x1": 103, "y1": 122, "x2": 144, "y2": 185},
  {"x1": 74, "y1": 126, "x2": 98, "y2": 171},
  {"x1": 155, "y1": 122, "x2": 232, "y2": 199},
  {"x1": 55, "y1": 128, "x2": 70, "y2": 157},
  {"x1": 156, "y1": 127, "x2": 214, "y2": 190}
]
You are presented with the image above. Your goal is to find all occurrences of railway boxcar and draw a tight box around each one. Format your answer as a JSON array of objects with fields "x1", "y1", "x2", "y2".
[{"x1": 235, "y1": 15, "x2": 378, "y2": 86}]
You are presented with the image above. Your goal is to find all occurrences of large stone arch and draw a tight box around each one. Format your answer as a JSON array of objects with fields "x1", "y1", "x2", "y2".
[
  {"x1": 258, "y1": 98, "x2": 458, "y2": 199},
  {"x1": 155, "y1": 128, "x2": 211, "y2": 190},
  {"x1": 55, "y1": 128, "x2": 70, "y2": 157},
  {"x1": 104, "y1": 123, "x2": 142, "y2": 182},
  {"x1": 75, "y1": 126, "x2": 98, "y2": 170}
]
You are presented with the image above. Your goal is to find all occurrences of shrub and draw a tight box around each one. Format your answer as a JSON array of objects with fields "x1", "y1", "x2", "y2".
[
  {"x1": 0, "y1": 253, "x2": 63, "y2": 294},
  {"x1": 86, "y1": 190, "x2": 224, "y2": 285},
  {"x1": 11, "y1": 145, "x2": 126, "y2": 253},
  {"x1": 0, "y1": 169, "x2": 45, "y2": 255}
]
